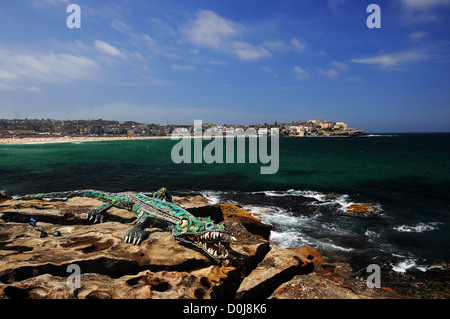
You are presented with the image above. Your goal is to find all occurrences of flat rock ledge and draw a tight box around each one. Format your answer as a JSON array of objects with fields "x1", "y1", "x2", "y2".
[{"x1": 0, "y1": 194, "x2": 402, "y2": 299}]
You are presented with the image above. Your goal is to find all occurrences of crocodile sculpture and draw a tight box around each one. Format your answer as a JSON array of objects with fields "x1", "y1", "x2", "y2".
[{"x1": 15, "y1": 188, "x2": 235, "y2": 260}]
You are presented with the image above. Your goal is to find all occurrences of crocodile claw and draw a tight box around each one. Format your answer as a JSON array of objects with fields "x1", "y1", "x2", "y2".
[
  {"x1": 86, "y1": 209, "x2": 105, "y2": 223},
  {"x1": 124, "y1": 227, "x2": 145, "y2": 245}
]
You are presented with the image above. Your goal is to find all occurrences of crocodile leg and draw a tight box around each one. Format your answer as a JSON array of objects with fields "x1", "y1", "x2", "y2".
[
  {"x1": 86, "y1": 202, "x2": 114, "y2": 223},
  {"x1": 124, "y1": 216, "x2": 153, "y2": 245}
]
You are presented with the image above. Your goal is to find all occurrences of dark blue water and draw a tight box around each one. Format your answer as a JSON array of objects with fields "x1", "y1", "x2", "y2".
[{"x1": 1, "y1": 133, "x2": 449, "y2": 273}]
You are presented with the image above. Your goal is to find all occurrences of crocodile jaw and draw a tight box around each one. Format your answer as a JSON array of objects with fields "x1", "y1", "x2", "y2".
[{"x1": 174, "y1": 230, "x2": 235, "y2": 260}]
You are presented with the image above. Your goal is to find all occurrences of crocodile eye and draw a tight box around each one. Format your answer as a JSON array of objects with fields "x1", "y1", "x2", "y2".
[
  {"x1": 179, "y1": 219, "x2": 189, "y2": 229},
  {"x1": 205, "y1": 222, "x2": 214, "y2": 230}
]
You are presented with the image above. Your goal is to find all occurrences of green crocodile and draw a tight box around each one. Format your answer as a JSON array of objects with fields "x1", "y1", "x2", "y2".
[{"x1": 15, "y1": 188, "x2": 236, "y2": 260}]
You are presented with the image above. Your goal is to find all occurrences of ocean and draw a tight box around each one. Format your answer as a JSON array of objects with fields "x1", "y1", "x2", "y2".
[{"x1": 1, "y1": 133, "x2": 449, "y2": 277}]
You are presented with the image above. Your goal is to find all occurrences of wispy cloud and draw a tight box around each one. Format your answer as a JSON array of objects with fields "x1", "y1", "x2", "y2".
[
  {"x1": 400, "y1": 0, "x2": 450, "y2": 22},
  {"x1": 401, "y1": 0, "x2": 450, "y2": 9},
  {"x1": 232, "y1": 41, "x2": 271, "y2": 61},
  {"x1": 94, "y1": 40, "x2": 126, "y2": 59},
  {"x1": 262, "y1": 38, "x2": 306, "y2": 54},
  {"x1": 183, "y1": 10, "x2": 240, "y2": 50},
  {"x1": 171, "y1": 64, "x2": 197, "y2": 71},
  {"x1": 262, "y1": 39, "x2": 289, "y2": 52},
  {"x1": 409, "y1": 31, "x2": 431, "y2": 40},
  {"x1": 331, "y1": 61, "x2": 349, "y2": 71},
  {"x1": 260, "y1": 66, "x2": 279, "y2": 79},
  {"x1": 0, "y1": 48, "x2": 100, "y2": 84},
  {"x1": 316, "y1": 67, "x2": 339, "y2": 79},
  {"x1": 316, "y1": 61, "x2": 348, "y2": 79},
  {"x1": 183, "y1": 9, "x2": 273, "y2": 61},
  {"x1": 351, "y1": 50, "x2": 429, "y2": 68},
  {"x1": 293, "y1": 65, "x2": 310, "y2": 80},
  {"x1": 344, "y1": 75, "x2": 362, "y2": 82},
  {"x1": 0, "y1": 83, "x2": 41, "y2": 92},
  {"x1": 328, "y1": 0, "x2": 347, "y2": 15},
  {"x1": 290, "y1": 38, "x2": 306, "y2": 52}
]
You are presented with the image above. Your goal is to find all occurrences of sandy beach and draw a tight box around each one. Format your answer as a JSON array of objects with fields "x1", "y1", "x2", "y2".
[{"x1": 0, "y1": 135, "x2": 173, "y2": 145}]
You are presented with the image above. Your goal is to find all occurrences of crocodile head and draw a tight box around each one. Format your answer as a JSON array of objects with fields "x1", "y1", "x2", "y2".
[{"x1": 170, "y1": 217, "x2": 236, "y2": 260}]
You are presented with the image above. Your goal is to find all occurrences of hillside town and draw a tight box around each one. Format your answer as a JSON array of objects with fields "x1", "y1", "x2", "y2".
[{"x1": 0, "y1": 117, "x2": 365, "y2": 139}]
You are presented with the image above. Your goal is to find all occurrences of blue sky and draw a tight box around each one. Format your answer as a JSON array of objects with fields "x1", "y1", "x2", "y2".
[{"x1": 0, "y1": 0, "x2": 449, "y2": 132}]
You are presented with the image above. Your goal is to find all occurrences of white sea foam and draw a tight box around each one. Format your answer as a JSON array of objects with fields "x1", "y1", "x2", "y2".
[
  {"x1": 390, "y1": 256, "x2": 445, "y2": 273},
  {"x1": 198, "y1": 189, "x2": 381, "y2": 256},
  {"x1": 394, "y1": 222, "x2": 441, "y2": 233},
  {"x1": 254, "y1": 189, "x2": 329, "y2": 202},
  {"x1": 263, "y1": 210, "x2": 309, "y2": 227},
  {"x1": 286, "y1": 189, "x2": 328, "y2": 202},
  {"x1": 326, "y1": 243, "x2": 354, "y2": 252},
  {"x1": 365, "y1": 134, "x2": 397, "y2": 137},
  {"x1": 270, "y1": 230, "x2": 309, "y2": 248},
  {"x1": 199, "y1": 191, "x2": 223, "y2": 205},
  {"x1": 392, "y1": 259, "x2": 418, "y2": 273}
]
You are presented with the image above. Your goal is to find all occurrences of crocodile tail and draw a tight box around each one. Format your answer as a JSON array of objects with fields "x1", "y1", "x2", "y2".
[
  {"x1": 16, "y1": 191, "x2": 76, "y2": 200},
  {"x1": 16, "y1": 189, "x2": 112, "y2": 201}
]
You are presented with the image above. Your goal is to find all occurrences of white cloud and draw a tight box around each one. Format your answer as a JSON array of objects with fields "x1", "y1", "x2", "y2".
[
  {"x1": 260, "y1": 66, "x2": 279, "y2": 78},
  {"x1": 0, "y1": 83, "x2": 41, "y2": 92},
  {"x1": 315, "y1": 61, "x2": 348, "y2": 79},
  {"x1": 344, "y1": 75, "x2": 362, "y2": 82},
  {"x1": 262, "y1": 39, "x2": 289, "y2": 52},
  {"x1": 316, "y1": 67, "x2": 339, "y2": 79},
  {"x1": 290, "y1": 38, "x2": 306, "y2": 52},
  {"x1": 293, "y1": 65, "x2": 310, "y2": 80},
  {"x1": 0, "y1": 48, "x2": 100, "y2": 84},
  {"x1": 401, "y1": 0, "x2": 450, "y2": 9},
  {"x1": 38, "y1": 0, "x2": 70, "y2": 5},
  {"x1": 110, "y1": 20, "x2": 133, "y2": 34},
  {"x1": 94, "y1": 40, "x2": 126, "y2": 59},
  {"x1": 232, "y1": 42, "x2": 271, "y2": 61},
  {"x1": 351, "y1": 50, "x2": 428, "y2": 67},
  {"x1": 328, "y1": 0, "x2": 347, "y2": 15},
  {"x1": 331, "y1": 61, "x2": 349, "y2": 71},
  {"x1": 183, "y1": 10, "x2": 239, "y2": 49},
  {"x1": 400, "y1": 0, "x2": 450, "y2": 22},
  {"x1": 171, "y1": 64, "x2": 197, "y2": 71},
  {"x1": 409, "y1": 31, "x2": 431, "y2": 40},
  {"x1": 183, "y1": 9, "x2": 271, "y2": 62}
]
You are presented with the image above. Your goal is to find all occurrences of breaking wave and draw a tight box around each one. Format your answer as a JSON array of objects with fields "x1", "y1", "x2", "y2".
[
  {"x1": 190, "y1": 188, "x2": 444, "y2": 274},
  {"x1": 393, "y1": 222, "x2": 442, "y2": 233}
]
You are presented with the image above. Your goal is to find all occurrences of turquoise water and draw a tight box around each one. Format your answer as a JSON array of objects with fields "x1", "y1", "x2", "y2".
[{"x1": 1, "y1": 134, "x2": 449, "y2": 272}]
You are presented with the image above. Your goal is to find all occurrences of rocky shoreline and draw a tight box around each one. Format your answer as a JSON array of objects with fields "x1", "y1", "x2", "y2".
[{"x1": 0, "y1": 193, "x2": 447, "y2": 299}]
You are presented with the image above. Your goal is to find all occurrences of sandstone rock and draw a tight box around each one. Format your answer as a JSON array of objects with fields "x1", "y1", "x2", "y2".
[
  {"x1": 269, "y1": 263, "x2": 401, "y2": 299},
  {"x1": 288, "y1": 245, "x2": 328, "y2": 266},
  {"x1": 218, "y1": 204, "x2": 272, "y2": 240},
  {"x1": 235, "y1": 245, "x2": 314, "y2": 299},
  {"x1": 346, "y1": 203, "x2": 375, "y2": 215},
  {"x1": 0, "y1": 197, "x2": 270, "y2": 299},
  {"x1": 172, "y1": 196, "x2": 211, "y2": 209}
]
